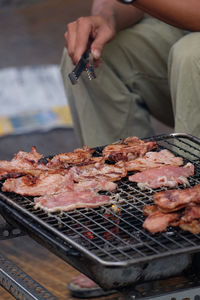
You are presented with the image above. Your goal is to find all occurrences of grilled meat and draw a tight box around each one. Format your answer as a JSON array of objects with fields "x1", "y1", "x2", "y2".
[
  {"x1": 143, "y1": 185, "x2": 200, "y2": 234},
  {"x1": 46, "y1": 146, "x2": 102, "y2": 169},
  {"x1": 102, "y1": 136, "x2": 157, "y2": 162},
  {"x1": 129, "y1": 163, "x2": 194, "y2": 189},
  {"x1": 179, "y1": 219, "x2": 200, "y2": 234},
  {"x1": 143, "y1": 210, "x2": 180, "y2": 233},
  {"x1": 143, "y1": 204, "x2": 158, "y2": 216},
  {"x1": 0, "y1": 146, "x2": 45, "y2": 180},
  {"x1": 74, "y1": 179, "x2": 117, "y2": 192},
  {"x1": 2, "y1": 172, "x2": 74, "y2": 196},
  {"x1": 2, "y1": 170, "x2": 117, "y2": 196},
  {"x1": 116, "y1": 149, "x2": 183, "y2": 172},
  {"x1": 69, "y1": 162, "x2": 127, "y2": 182},
  {"x1": 154, "y1": 183, "x2": 200, "y2": 212},
  {"x1": 0, "y1": 136, "x2": 199, "y2": 234},
  {"x1": 34, "y1": 190, "x2": 111, "y2": 213}
]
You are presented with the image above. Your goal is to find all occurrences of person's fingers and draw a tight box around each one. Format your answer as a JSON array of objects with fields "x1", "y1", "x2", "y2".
[
  {"x1": 64, "y1": 16, "x2": 115, "y2": 65},
  {"x1": 73, "y1": 17, "x2": 93, "y2": 64},
  {"x1": 65, "y1": 21, "x2": 78, "y2": 63},
  {"x1": 93, "y1": 59, "x2": 102, "y2": 68},
  {"x1": 91, "y1": 24, "x2": 115, "y2": 60}
]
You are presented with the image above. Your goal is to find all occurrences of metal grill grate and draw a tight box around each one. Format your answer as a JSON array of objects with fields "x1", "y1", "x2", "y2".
[{"x1": 0, "y1": 133, "x2": 200, "y2": 268}]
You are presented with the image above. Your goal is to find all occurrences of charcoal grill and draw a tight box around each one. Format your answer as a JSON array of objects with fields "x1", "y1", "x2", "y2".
[{"x1": 1, "y1": 133, "x2": 200, "y2": 299}]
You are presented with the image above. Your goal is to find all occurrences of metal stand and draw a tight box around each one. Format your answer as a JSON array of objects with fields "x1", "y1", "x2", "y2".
[
  {"x1": 1, "y1": 217, "x2": 200, "y2": 300},
  {"x1": 0, "y1": 217, "x2": 25, "y2": 240},
  {"x1": 119, "y1": 274, "x2": 200, "y2": 300},
  {"x1": 0, "y1": 215, "x2": 58, "y2": 300}
]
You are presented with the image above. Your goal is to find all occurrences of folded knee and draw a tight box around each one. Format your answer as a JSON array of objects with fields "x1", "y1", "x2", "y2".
[{"x1": 169, "y1": 33, "x2": 200, "y2": 68}]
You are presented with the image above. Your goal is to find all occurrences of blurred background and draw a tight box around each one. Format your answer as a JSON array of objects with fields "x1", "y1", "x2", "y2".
[
  {"x1": 0, "y1": 0, "x2": 171, "y2": 160},
  {"x1": 0, "y1": 0, "x2": 92, "y2": 160},
  {"x1": 0, "y1": 1, "x2": 171, "y2": 299}
]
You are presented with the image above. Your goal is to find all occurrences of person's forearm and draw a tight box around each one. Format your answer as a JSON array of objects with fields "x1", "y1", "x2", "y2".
[
  {"x1": 92, "y1": 0, "x2": 144, "y2": 32},
  {"x1": 132, "y1": 0, "x2": 200, "y2": 31}
]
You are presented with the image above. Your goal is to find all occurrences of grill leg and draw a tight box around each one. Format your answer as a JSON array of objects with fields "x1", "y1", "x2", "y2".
[
  {"x1": 119, "y1": 278, "x2": 200, "y2": 300},
  {"x1": 0, "y1": 253, "x2": 58, "y2": 300},
  {"x1": 0, "y1": 215, "x2": 25, "y2": 240},
  {"x1": 121, "y1": 288, "x2": 200, "y2": 300}
]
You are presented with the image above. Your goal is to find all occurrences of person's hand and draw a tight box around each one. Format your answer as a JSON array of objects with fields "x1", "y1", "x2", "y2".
[{"x1": 65, "y1": 15, "x2": 116, "y2": 65}]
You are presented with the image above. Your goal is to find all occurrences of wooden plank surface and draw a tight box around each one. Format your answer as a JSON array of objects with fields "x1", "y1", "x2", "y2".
[{"x1": 0, "y1": 236, "x2": 119, "y2": 300}]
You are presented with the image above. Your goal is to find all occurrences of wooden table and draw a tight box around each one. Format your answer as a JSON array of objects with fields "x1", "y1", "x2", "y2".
[{"x1": 0, "y1": 227, "x2": 119, "y2": 300}]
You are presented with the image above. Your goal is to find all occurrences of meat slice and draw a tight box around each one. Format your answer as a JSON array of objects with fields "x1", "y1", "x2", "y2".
[
  {"x1": 2, "y1": 172, "x2": 74, "y2": 196},
  {"x1": 69, "y1": 162, "x2": 127, "y2": 182},
  {"x1": 117, "y1": 149, "x2": 183, "y2": 172},
  {"x1": 2, "y1": 168, "x2": 117, "y2": 197},
  {"x1": 0, "y1": 147, "x2": 44, "y2": 179},
  {"x1": 179, "y1": 220, "x2": 200, "y2": 234},
  {"x1": 128, "y1": 163, "x2": 194, "y2": 189},
  {"x1": 154, "y1": 184, "x2": 200, "y2": 212},
  {"x1": 143, "y1": 211, "x2": 180, "y2": 233},
  {"x1": 143, "y1": 186, "x2": 200, "y2": 234},
  {"x1": 11, "y1": 146, "x2": 43, "y2": 163},
  {"x1": 175, "y1": 205, "x2": 200, "y2": 234},
  {"x1": 181, "y1": 205, "x2": 200, "y2": 222},
  {"x1": 74, "y1": 179, "x2": 117, "y2": 192},
  {"x1": 46, "y1": 146, "x2": 100, "y2": 169},
  {"x1": 102, "y1": 136, "x2": 157, "y2": 162},
  {"x1": 34, "y1": 190, "x2": 111, "y2": 213},
  {"x1": 143, "y1": 204, "x2": 158, "y2": 216}
]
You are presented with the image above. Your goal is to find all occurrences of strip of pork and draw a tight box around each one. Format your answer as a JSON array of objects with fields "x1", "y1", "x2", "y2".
[
  {"x1": 181, "y1": 205, "x2": 200, "y2": 222},
  {"x1": 154, "y1": 184, "x2": 200, "y2": 212},
  {"x1": 116, "y1": 149, "x2": 183, "y2": 172},
  {"x1": 69, "y1": 162, "x2": 127, "y2": 182},
  {"x1": 143, "y1": 211, "x2": 180, "y2": 234},
  {"x1": 143, "y1": 204, "x2": 159, "y2": 216},
  {"x1": 102, "y1": 136, "x2": 157, "y2": 162},
  {"x1": 74, "y1": 179, "x2": 117, "y2": 192},
  {"x1": 0, "y1": 147, "x2": 44, "y2": 180},
  {"x1": 129, "y1": 163, "x2": 194, "y2": 189},
  {"x1": 34, "y1": 191, "x2": 111, "y2": 213},
  {"x1": 2, "y1": 170, "x2": 117, "y2": 196},
  {"x1": 177, "y1": 205, "x2": 200, "y2": 233},
  {"x1": 2, "y1": 173, "x2": 74, "y2": 196},
  {"x1": 179, "y1": 220, "x2": 200, "y2": 234},
  {"x1": 46, "y1": 146, "x2": 102, "y2": 169}
]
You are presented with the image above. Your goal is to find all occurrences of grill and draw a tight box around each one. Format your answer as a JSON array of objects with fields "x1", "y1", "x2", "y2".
[{"x1": 0, "y1": 133, "x2": 200, "y2": 292}]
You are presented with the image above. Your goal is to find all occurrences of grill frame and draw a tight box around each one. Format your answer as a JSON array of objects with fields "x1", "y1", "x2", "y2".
[{"x1": 0, "y1": 132, "x2": 200, "y2": 289}]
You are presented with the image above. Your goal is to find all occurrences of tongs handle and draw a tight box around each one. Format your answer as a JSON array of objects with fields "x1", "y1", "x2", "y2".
[{"x1": 68, "y1": 49, "x2": 96, "y2": 85}]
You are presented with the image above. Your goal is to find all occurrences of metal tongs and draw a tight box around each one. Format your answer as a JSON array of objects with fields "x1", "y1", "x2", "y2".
[{"x1": 68, "y1": 48, "x2": 96, "y2": 85}]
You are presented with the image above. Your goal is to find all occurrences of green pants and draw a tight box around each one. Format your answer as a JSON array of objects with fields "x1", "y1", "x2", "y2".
[{"x1": 61, "y1": 17, "x2": 200, "y2": 148}]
